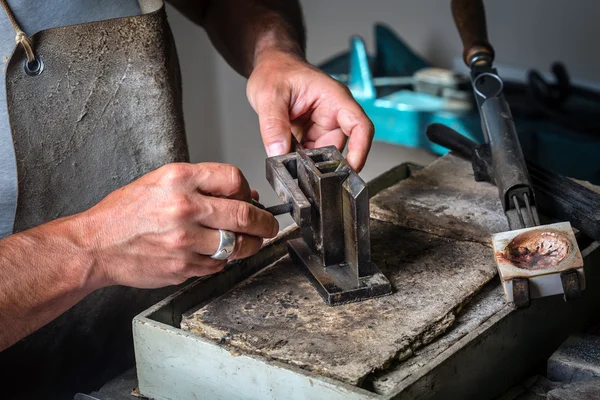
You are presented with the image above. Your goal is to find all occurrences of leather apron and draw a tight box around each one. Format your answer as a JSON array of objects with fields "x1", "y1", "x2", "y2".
[{"x1": 0, "y1": 1, "x2": 189, "y2": 397}]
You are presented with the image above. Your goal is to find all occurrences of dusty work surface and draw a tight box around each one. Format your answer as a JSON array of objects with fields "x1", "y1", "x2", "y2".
[
  {"x1": 369, "y1": 280, "x2": 508, "y2": 394},
  {"x1": 370, "y1": 153, "x2": 509, "y2": 243},
  {"x1": 182, "y1": 155, "x2": 505, "y2": 386}
]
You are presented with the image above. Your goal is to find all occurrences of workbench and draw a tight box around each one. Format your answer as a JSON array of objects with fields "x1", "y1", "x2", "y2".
[{"x1": 95, "y1": 154, "x2": 600, "y2": 400}]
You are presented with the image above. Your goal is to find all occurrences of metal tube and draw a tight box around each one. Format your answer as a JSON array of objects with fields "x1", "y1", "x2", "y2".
[
  {"x1": 523, "y1": 193, "x2": 539, "y2": 226},
  {"x1": 512, "y1": 195, "x2": 526, "y2": 228}
]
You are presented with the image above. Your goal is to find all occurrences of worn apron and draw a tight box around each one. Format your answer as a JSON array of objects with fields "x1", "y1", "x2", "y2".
[{"x1": 0, "y1": 0, "x2": 189, "y2": 397}]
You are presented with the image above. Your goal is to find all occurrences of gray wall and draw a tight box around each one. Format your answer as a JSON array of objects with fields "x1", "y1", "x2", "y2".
[{"x1": 166, "y1": 0, "x2": 600, "y2": 209}]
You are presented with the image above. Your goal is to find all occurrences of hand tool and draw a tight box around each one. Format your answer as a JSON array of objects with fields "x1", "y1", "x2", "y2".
[
  {"x1": 252, "y1": 199, "x2": 293, "y2": 216},
  {"x1": 427, "y1": 123, "x2": 593, "y2": 307},
  {"x1": 263, "y1": 141, "x2": 392, "y2": 305},
  {"x1": 426, "y1": 123, "x2": 600, "y2": 244},
  {"x1": 449, "y1": 0, "x2": 585, "y2": 308},
  {"x1": 452, "y1": 0, "x2": 539, "y2": 230}
]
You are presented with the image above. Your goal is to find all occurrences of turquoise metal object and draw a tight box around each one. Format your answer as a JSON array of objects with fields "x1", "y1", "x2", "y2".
[
  {"x1": 320, "y1": 25, "x2": 483, "y2": 157},
  {"x1": 318, "y1": 24, "x2": 600, "y2": 184}
]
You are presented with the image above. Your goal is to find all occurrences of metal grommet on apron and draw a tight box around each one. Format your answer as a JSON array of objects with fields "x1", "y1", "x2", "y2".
[
  {"x1": 0, "y1": 0, "x2": 189, "y2": 397},
  {"x1": 23, "y1": 56, "x2": 43, "y2": 76}
]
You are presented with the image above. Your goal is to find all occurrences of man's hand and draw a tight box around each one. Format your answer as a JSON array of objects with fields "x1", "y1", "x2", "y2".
[
  {"x1": 169, "y1": 0, "x2": 375, "y2": 172},
  {"x1": 0, "y1": 162, "x2": 278, "y2": 349},
  {"x1": 82, "y1": 163, "x2": 279, "y2": 288},
  {"x1": 247, "y1": 50, "x2": 374, "y2": 172}
]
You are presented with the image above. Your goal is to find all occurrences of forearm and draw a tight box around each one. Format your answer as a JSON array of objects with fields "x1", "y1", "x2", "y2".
[
  {"x1": 0, "y1": 215, "x2": 99, "y2": 350},
  {"x1": 169, "y1": 0, "x2": 306, "y2": 76}
]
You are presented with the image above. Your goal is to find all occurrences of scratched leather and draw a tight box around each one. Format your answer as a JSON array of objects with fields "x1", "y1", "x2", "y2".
[{"x1": 1, "y1": 7, "x2": 189, "y2": 397}]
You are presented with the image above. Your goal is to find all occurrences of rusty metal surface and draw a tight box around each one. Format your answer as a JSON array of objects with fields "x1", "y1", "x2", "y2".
[
  {"x1": 561, "y1": 270, "x2": 582, "y2": 301},
  {"x1": 181, "y1": 219, "x2": 497, "y2": 386},
  {"x1": 503, "y1": 230, "x2": 571, "y2": 270},
  {"x1": 512, "y1": 278, "x2": 531, "y2": 308},
  {"x1": 492, "y1": 222, "x2": 583, "y2": 280},
  {"x1": 265, "y1": 154, "x2": 311, "y2": 227},
  {"x1": 492, "y1": 222, "x2": 584, "y2": 304}
]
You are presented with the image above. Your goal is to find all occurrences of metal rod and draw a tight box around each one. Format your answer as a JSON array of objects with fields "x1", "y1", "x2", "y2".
[
  {"x1": 512, "y1": 195, "x2": 526, "y2": 227},
  {"x1": 252, "y1": 199, "x2": 294, "y2": 216},
  {"x1": 523, "y1": 192, "x2": 539, "y2": 227},
  {"x1": 265, "y1": 203, "x2": 293, "y2": 216}
]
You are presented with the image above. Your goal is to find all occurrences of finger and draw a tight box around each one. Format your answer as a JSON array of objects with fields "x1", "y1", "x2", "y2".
[
  {"x1": 171, "y1": 226, "x2": 263, "y2": 260},
  {"x1": 194, "y1": 163, "x2": 252, "y2": 201},
  {"x1": 196, "y1": 196, "x2": 279, "y2": 238},
  {"x1": 200, "y1": 261, "x2": 228, "y2": 275},
  {"x1": 336, "y1": 107, "x2": 374, "y2": 172},
  {"x1": 312, "y1": 128, "x2": 348, "y2": 152},
  {"x1": 251, "y1": 189, "x2": 259, "y2": 201},
  {"x1": 302, "y1": 140, "x2": 316, "y2": 149},
  {"x1": 161, "y1": 163, "x2": 252, "y2": 201},
  {"x1": 171, "y1": 225, "x2": 224, "y2": 255},
  {"x1": 290, "y1": 111, "x2": 314, "y2": 146},
  {"x1": 183, "y1": 254, "x2": 227, "y2": 270},
  {"x1": 255, "y1": 94, "x2": 293, "y2": 157},
  {"x1": 188, "y1": 228, "x2": 263, "y2": 260},
  {"x1": 180, "y1": 259, "x2": 227, "y2": 279},
  {"x1": 230, "y1": 234, "x2": 263, "y2": 260}
]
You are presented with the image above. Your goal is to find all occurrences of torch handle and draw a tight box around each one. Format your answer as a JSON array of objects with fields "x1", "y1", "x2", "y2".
[{"x1": 451, "y1": 0, "x2": 495, "y2": 66}]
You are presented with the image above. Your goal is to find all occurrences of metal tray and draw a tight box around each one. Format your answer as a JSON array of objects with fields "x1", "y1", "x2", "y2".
[{"x1": 133, "y1": 162, "x2": 600, "y2": 400}]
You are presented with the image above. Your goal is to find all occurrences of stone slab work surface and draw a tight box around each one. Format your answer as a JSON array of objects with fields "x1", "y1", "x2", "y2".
[
  {"x1": 548, "y1": 335, "x2": 600, "y2": 383},
  {"x1": 547, "y1": 377, "x2": 600, "y2": 400},
  {"x1": 370, "y1": 153, "x2": 509, "y2": 243},
  {"x1": 181, "y1": 154, "x2": 505, "y2": 386}
]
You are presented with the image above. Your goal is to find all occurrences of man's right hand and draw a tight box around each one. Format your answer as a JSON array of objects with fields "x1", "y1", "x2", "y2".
[
  {"x1": 79, "y1": 162, "x2": 279, "y2": 290},
  {"x1": 0, "y1": 162, "x2": 278, "y2": 350}
]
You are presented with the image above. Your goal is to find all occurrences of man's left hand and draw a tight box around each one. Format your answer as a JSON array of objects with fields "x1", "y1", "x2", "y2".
[{"x1": 246, "y1": 50, "x2": 374, "y2": 172}]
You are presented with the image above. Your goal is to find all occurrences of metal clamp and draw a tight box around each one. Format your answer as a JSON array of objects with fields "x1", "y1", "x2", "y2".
[{"x1": 266, "y1": 145, "x2": 392, "y2": 305}]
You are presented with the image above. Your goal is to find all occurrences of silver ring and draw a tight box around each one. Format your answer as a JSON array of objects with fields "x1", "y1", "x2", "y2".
[{"x1": 210, "y1": 229, "x2": 237, "y2": 260}]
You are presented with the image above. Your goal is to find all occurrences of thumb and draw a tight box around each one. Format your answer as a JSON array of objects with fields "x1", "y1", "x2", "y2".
[{"x1": 256, "y1": 98, "x2": 292, "y2": 157}]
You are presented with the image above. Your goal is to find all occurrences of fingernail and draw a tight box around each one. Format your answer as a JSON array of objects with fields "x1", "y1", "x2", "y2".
[
  {"x1": 347, "y1": 154, "x2": 362, "y2": 173},
  {"x1": 267, "y1": 142, "x2": 285, "y2": 157}
]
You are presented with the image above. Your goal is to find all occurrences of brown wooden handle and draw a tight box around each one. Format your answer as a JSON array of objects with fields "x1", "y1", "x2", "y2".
[{"x1": 451, "y1": 0, "x2": 495, "y2": 66}]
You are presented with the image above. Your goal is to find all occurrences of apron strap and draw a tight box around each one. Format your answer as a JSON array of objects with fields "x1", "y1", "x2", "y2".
[
  {"x1": 0, "y1": 0, "x2": 165, "y2": 64},
  {"x1": 0, "y1": 0, "x2": 35, "y2": 63}
]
